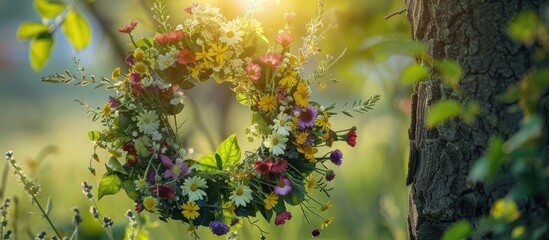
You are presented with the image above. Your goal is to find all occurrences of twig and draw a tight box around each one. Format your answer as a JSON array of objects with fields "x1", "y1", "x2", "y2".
[
  {"x1": 384, "y1": 8, "x2": 406, "y2": 20},
  {"x1": 85, "y1": 2, "x2": 128, "y2": 62}
]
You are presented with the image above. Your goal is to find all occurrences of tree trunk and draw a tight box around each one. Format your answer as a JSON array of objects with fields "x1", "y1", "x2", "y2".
[{"x1": 405, "y1": 0, "x2": 542, "y2": 239}]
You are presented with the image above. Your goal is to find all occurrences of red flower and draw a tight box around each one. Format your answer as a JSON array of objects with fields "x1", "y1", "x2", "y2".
[
  {"x1": 177, "y1": 47, "x2": 196, "y2": 65},
  {"x1": 118, "y1": 20, "x2": 138, "y2": 33},
  {"x1": 275, "y1": 211, "x2": 292, "y2": 225},
  {"x1": 346, "y1": 128, "x2": 357, "y2": 147},
  {"x1": 254, "y1": 158, "x2": 273, "y2": 175},
  {"x1": 168, "y1": 30, "x2": 184, "y2": 44},
  {"x1": 151, "y1": 185, "x2": 175, "y2": 200},
  {"x1": 155, "y1": 34, "x2": 169, "y2": 46}
]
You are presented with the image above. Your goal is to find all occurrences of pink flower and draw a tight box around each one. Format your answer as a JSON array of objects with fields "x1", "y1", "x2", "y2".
[
  {"x1": 168, "y1": 30, "x2": 184, "y2": 44},
  {"x1": 275, "y1": 211, "x2": 292, "y2": 225},
  {"x1": 159, "y1": 154, "x2": 190, "y2": 179},
  {"x1": 184, "y1": 3, "x2": 199, "y2": 14},
  {"x1": 254, "y1": 158, "x2": 272, "y2": 175},
  {"x1": 155, "y1": 34, "x2": 169, "y2": 46},
  {"x1": 246, "y1": 62, "x2": 261, "y2": 81},
  {"x1": 271, "y1": 158, "x2": 288, "y2": 173},
  {"x1": 177, "y1": 47, "x2": 196, "y2": 65},
  {"x1": 260, "y1": 53, "x2": 282, "y2": 68},
  {"x1": 274, "y1": 175, "x2": 292, "y2": 196},
  {"x1": 275, "y1": 32, "x2": 293, "y2": 48},
  {"x1": 284, "y1": 12, "x2": 296, "y2": 24},
  {"x1": 118, "y1": 20, "x2": 138, "y2": 33},
  {"x1": 151, "y1": 185, "x2": 175, "y2": 200}
]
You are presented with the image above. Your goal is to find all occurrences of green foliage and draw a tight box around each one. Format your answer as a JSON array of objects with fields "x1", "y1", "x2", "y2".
[
  {"x1": 470, "y1": 136, "x2": 505, "y2": 182},
  {"x1": 107, "y1": 157, "x2": 128, "y2": 175},
  {"x1": 88, "y1": 130, "x2": 101, "y2": 141},
  {"x1": 339, "y1": 94, "x2": 381, "y2": 117},
  {"x1": 19, "y1": 1, "x2": 92, "y2": 71},
  {"x1": 400, "y1": 64, "x2": 429, "y2": 84},
  {"x1": 45, "y1": 197, "x2": 53, "y2": 216},
  {"x1": 16, "y1": 22, "x2": 49, "y2": 40},
  {"x1": 98, "y1": 173, "x2": 123, "y2": 200},
  {"x1": 29, "y1": 36, "x2": 54, "y2": 71},
  {"x1": 508, "y1": 10, "x2": 538, "y2": 44},
  {"x1": 62, "y1": 10, "x2": 91, "y2": 50},
  {"x1": 435, "y1": 60, "x2": 463, "y2": 89},
  {"x1": 198, "y1": 134, "x2": 241, "y2": 172},
  {"x1": 34, "y1": 0, "x2": 66, "y2": 19},
  {"x1": 442, "y1": 220, "x2": 472, "y2": 240},
  {"x1": 426, "y1": 99, "x2": 461, "y2": 127}
]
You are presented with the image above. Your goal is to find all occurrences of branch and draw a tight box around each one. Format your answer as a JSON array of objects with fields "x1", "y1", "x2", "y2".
[
  {"x1": 384, "y1": 8, "x2": 406, "y2": 20},
  {"x1": 85, "y1": 2, "x2": 128, "y2": 62}
]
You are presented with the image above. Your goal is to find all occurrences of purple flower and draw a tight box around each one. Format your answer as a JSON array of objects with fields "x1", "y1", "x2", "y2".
[
  {"x1": 159, "y1": 154, "x2": 190, "y2": 179},
  {"x1": 311, "y1": 229, "x2": 321, "y2": 237},
  {"x1": 330, "y1": 149, "x2": 343, "y2": 166},
  {"x1": 146, "y1": 169, "x2": 156, "y2": 183},
  {"x1": 209, "y1": 221, "x2": 229, "y2": 236},
  {"x1": 125, "y1": 54, "x2": 135, "y2": 66},
  {"x1": 130, "y1": 72, "x2": 141, "y2": 83},
  {"x1": 274, "y1": 175, "x2": 293, "y2": 196},
  {"x1": 296, "y1": 105, "x2": 318, "y2": 129},
  {"x1": 108, "y1": 96, "x2": 119, "y2": 108},
  {"x1": 325, "y1": 170, "x2": 336, "y2": 181}
]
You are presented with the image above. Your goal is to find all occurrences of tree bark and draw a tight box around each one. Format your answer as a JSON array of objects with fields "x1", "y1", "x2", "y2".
[{"x1": 405, "y1": 0, "x2": 542, "y2": 239}]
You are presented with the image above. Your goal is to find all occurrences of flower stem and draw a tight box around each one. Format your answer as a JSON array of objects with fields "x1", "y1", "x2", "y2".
[{"x1": 31, "y1": 195, "x2": 62, "y2": 239}]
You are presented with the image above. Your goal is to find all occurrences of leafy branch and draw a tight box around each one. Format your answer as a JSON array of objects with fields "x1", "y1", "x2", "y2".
[
  {"x1": 331, "y1": 94, "x2": 381, "y2": 117},
  {"x1": 42, "y1": 58, "x2": 113, "y2": 88}
]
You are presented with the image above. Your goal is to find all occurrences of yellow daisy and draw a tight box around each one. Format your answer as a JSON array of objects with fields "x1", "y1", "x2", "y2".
[
  {"x1": 321, "y1": 217, "x2": 334, "y2": 229},
  {"x1": 297, "y1": 144, "x2": 318, "y2": 162},
  {"x1": 320, "y1": 201, "x2": 332, "y2": 212},
  {"x1": 181, "y1": 201, "x2": 200, "y2": 220},
  {"x1": 211, "y1": 43, "x2": 229, "y2": 64},
  {"x1": 258, "y1": 94, "x2": 277, "y2": 112},
  {"x1": 293, "y1": 82, "x2": 309, "y2": 107},
  {"x1": 264, "y1": 192, "x2": 279, "y2": 210}
]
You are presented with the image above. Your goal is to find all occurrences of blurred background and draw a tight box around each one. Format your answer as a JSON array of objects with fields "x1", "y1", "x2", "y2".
[{"x1": 0, "y1": 0, "x2": 413, "y2": 239}]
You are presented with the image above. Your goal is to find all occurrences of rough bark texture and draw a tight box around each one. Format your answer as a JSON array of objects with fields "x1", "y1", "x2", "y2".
[{"x1": 405, "y1": 0, "x2": 542, "y2": 239}]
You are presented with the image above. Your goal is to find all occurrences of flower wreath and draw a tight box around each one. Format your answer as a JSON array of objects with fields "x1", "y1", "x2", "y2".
[{"x1": 47, "y1": 0, "x2": 378, "y2": 238}]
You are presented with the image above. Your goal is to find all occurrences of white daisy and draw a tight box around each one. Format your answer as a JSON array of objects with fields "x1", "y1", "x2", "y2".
[
  {"x1": 136, "y1": 110, "x2": 160, "y2": 135},
  {"x1": 272, "y1": 113, "x2": 291, "y2": 136},
  {"x1": 220, "y1": 21, "x2": 245, "y2": 45},
  {"x1": 229, "y1": 183, "x2": 253, "y2": 207},
  {"x1": 181, "y1": 176, "x2": 208, "y2": 202},
  {"x1": 264, "y1": 131, "x2": 288, "y2": 156},
  {"x1": 158, "y1": 52, "x2": 175, "y2": 70}
]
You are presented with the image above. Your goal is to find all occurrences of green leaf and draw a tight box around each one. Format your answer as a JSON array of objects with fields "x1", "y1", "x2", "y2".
[
  {"x1": 401, "y1": 64, "x2": 429, "y2": 84},
  {"x1": 461, "y1": 101, "x2": 480, "y2": 124},
  {"x1": 504, "y1": 115, "x2": 542, "y2": 152},
  {"x1": 62, "y1": 10, "x2": 91, "y2": 50},
  {"x1": 215, "y1": 134, "x2": 241, "y2": 168},
  {"x1": 508, "y1": 11, "x2": 538, "y2": 44},
  {"x1": 251, "y1": 112, "x2": 271, "y2": 135},
  {"x1": 29, "y1": 36, "x2": 54, "y2": 71},
  {"x1": 427, "y1": 100, "x2": 461, "y2": 128},
  {"x1": 528, "y1": 69, "x2": 549, "y2": 89},
  {"x1": 442, "y1": 220, "x2": 472, "y2": 240},
  {"x1": 17, "y1": 22, "x2": 49, "y2": 41},
  {"x1": 87, "y1": 130, "x2": 101, "y2": 141},
  {"x1": 34, "y1": 0, "x2": 66, "y2": 19},
  {"x1": 45, "y1": 197, "x2": 52, "y2": 215},
  {"x1": 236, "y1": 93, "x2": 250, "y2": 106},
  {"x1": 215, "y1": 153, "x2": 223, "y2": 170},
  {"x1": 197, "y1": 153, "x2": 218, "y2": 173},
  {"x1": 436, "y1": 60, "x2": 462, "y2": 89},
  {"x1": 98, "y1": 173, "x2": 122, "y2": 200},
  {"x1": 107, "y1": 157, "x2": 128, "y2": 175},
  {"x1": 470, "y1": 136, "x2": 505, "y2": 181}
]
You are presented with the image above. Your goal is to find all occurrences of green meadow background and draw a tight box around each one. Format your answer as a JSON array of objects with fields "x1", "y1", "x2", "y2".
[{"x1": 0, "y1": 0, "x2": 412, "y2": 239}]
